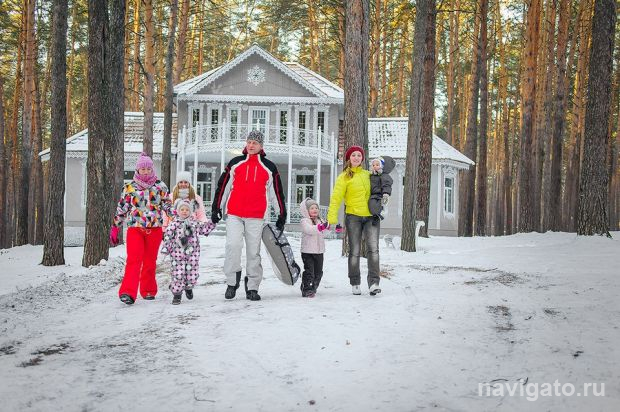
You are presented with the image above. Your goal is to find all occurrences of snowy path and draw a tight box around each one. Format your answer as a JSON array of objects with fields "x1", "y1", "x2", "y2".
[{"x1": 0, "y1": 232, "x2": 618, "y2": 411}]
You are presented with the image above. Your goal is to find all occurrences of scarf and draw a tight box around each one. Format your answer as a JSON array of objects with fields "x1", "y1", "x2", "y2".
[
  {"x1": 133, "y1": 170, "x2": 158, "y2": 190},
  {"x1": 178, "y1": 188, "x2": 190, "y2": 199}
]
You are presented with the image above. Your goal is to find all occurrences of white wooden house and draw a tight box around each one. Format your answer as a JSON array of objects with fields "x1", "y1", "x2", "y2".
[{"x1": 40, "y1": 45, "x2": 473, "y2": 237}]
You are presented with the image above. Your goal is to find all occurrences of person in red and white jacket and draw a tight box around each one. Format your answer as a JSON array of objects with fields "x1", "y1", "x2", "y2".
[{"x1": 211, "y1": 130, "x2": 286, "y2": 301}]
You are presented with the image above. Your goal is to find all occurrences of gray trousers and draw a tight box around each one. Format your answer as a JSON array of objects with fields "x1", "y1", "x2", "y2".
[
  {"x1": 345, "y1": 213, "x2": 380, "y2": 287},
  {"x1": 224, "y1": 215, "x2": 264, "y2": 291}
]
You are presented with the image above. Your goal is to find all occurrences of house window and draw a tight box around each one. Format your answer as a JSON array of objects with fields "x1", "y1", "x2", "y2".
[
  {"x1": 210, "y1": 108, "x2": 219, "y2": 141},
  {"x1": 444, "y1": 177, "x2": 454, "y2": 214},
  {"x1": 196, "y1": 172, "x2": 214, "y2": 202},
  {"x1": 317, "y1": 111, "x2": 325, "y2": 134},
  {"x1": 279, "y1": 111, "x2": 288, "y2": 144},
  {"x1": 298, "y1": 111, "x2": 306, "y2": 145},
  {"x1": 192, "y1": 108, "x2": 200, "y2": 127},
  {"x1": 295, "y1": 173, "x2": 314, "y2": 203},
  {"x1": 229, "y1": 109, "x2": 239, "y2": 141},
  {"x1": 250, "y1": 108, "x2": 268, "y2": 135}
]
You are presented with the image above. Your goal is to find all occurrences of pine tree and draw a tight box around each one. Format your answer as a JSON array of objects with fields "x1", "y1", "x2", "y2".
[
  {"x1": 577, "y1": 0, "x2": 615, "y2": 236},
  {"x1": 42, "y1": 0, "x2": 69, "y2": 266}
]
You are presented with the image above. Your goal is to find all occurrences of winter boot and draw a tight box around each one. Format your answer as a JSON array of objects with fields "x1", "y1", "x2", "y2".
[
  {"x1": 120, "y1": 294, "x2": 135, "y2": 305},
  {"x1": 224, "y1": 271, "x2": 242, "y2": 299},
  {"x1": 144, "y1": 294, "x2": 155, "y2": 300},
  {"x1": 246, "y1": 290, "x2": 261, "y2": 301},
  {"x1": 352, "y1": 285, "x2": 362, "y2": 295},
  {"x1": 369, "y1": 283, "x2": 382, "y2": 296},
  {"x1": 172, "y1": 294, "x2": 182, "y2": 305},
  {"x1": 185, "y1": 289, "x2": 193, "y2": 300}
]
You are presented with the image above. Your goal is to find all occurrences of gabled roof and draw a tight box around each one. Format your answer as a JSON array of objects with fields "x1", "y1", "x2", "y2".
[
  {"x1": 174, "y1": 44, "x2": 343, "y2": 100},
  {"x1": 39, "y1": 112, "x2": 178, "y2": 160},
  {"x1": 368, "y1": 117, "x2": 475, "y2": 169}
]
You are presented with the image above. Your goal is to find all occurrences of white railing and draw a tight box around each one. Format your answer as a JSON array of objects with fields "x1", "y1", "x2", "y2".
[
  {"x1": 185, "y1": 124, "x2": 333, "y2": 153},
  {"x1": 203, "y1": 200, "x2": 328, "y2": 224}
]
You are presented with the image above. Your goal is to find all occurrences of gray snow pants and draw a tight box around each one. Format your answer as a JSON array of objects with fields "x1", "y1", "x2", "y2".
[{"x1": 224, "y1": 215, "x2": 265, "y2": 291}]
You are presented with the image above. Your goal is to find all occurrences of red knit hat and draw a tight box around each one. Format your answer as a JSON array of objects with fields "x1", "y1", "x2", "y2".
[{"x1": 345, "y1": 146, "x2": 365, "y2": 162}]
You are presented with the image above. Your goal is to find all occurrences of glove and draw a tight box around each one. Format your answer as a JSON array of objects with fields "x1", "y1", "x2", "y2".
[
  {"x1": 109, "y1": 226, "x2": 120, "y2": 246},
  {"x1": 335, "y1": 224, "x2": 343, "y2": 234},
  {"x1": 382, "y1": 194, "x2": 390, "y2": 205},
  {"x1": 276, "y1": 215, "x2": 286, "y2": 231},
  {"x1": 211, "y1": 208, "x2": 222, "y2": 224},
  {"x1": 317, "y1": 222, "x2": 330, "y2": 232}
]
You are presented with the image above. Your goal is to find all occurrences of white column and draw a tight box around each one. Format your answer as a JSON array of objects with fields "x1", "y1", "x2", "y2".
[
  {"x1": 287, "y1": 119, "x2": 293, "y2": 224},
  {"x1": 316, "y1": 128, "x2": 322, "y2": 205},
  {"x1": 221, "y1": 115, "x2": 226, "y2": 175},
  {"x1": 193, "y1": 124, "x2": 199, "y2": 186},
  {"x1": 180, "y1": 126, "x2": 186, "y2": 172},
  {"x1": 330, "y1": 131, "x2": 336, "y2": 191}
]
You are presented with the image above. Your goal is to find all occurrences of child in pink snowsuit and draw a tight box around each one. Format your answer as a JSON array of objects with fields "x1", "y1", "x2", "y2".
[{"x1": 162, "y1": 199, "x2": 215, "y2": 304}]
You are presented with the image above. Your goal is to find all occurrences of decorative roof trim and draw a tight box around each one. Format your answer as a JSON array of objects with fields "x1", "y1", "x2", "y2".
[
  {"x1": 178, "y1": 94, "x2": 343, "y2": 105},
  {"x1": 183, "y1": 45, "x2": 326, "y2": 97}
]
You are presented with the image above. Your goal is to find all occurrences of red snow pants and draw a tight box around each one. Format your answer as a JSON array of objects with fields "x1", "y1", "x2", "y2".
[{"x1": 119, "y1": 227, "x2": 163, "y2": 300}]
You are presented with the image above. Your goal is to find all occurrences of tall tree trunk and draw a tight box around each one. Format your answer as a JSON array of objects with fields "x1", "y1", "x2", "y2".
[
  {"x1": 143, "y1": 0, "x2": 155, "y2": 156},
  {"x1": 0, "y1": 76, "x2": 6, "y2": 248},
  {"x1": 475, "y1": 0, "x2": 488, "y2": 236},
  {"x1": 65, "y1": 5, "x2": 77, "y2": 134},
  {"x1": 548, "y1": 0, "x2": 570, "y2": 232},
  {"x1": 577, "y1": 0, "x2": 615, "y2": 236},
  {"x1": 337, "y1": 3, "x2": 345, "y2": 86},
  {"x1": 131, "y1": 0, "x2": 141, "y2": 111},
  {"x1": 162, "y1": 0, "x2": 179, "y2": 187},
  {"x1": 43, "y1": 0, "x2": 68, "y2": 265},
  {"x1": 83, "y1": 0, "x2": 125, "y2": 267},
  {"x1": 344, "y1": 0, "x2": 369, "y2": 152},
  {"x1": 308, "y1": 1, "x2": 321, "y2": 72},
  {"x1": 31, "y1": 76, "x2": 44, "y2": 245},
  {"x1": 564, "y1": 0, "x2": 592, "y2": 231},
  {"x1": 16, "y1": 0, "x2": 36, "y2": 246},
  {"x1": 369, "y1": 0, "x2": 381, "y2": 117},
  {"x1": 197, "y1": 0, "x2": 204, "y2": 74},
  {"x1": 174, "y1": 0, "x2": 190, "y2": 84},
  {"x1": 460, "y1": 1, "x2": 481, "y2": 237},
  {"x1": 402, "y1": 0, "x2": 432, "y2": 251},
  {"x1": 416, "y1": 0, "x2": 437, "y2": 238},
  {"x1": 343, "y1": 0, "x2": 369, "y2": 256},
  {"x1": 518, "y1": 0, "x2": 541, "y2": 233},
  {"x1": 446, "y1": 0, "x2": 460, "y2": 147},
  {"x1": 540, "y1": 0, "x2": 557, "y2": 231}
]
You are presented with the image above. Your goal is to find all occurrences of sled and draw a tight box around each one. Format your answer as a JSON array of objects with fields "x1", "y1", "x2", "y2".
[{"x1": 262, "y1": 224, "x2": 301, "y2": 285}]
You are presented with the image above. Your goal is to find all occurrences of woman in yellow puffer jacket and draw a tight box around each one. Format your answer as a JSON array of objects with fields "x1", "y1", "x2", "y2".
[{"x1": 327, "y1": 146, "x2": 382, "y2": 296}]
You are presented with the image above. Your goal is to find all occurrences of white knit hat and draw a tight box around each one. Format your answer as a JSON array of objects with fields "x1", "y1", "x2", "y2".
[{"x1": 176, "y1": 171, "x2": 192, "y2": 186}]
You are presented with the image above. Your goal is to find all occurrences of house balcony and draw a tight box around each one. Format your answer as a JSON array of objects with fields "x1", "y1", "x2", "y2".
[{"x1": 179, "y1": 124, "x2": 335, "y2": 164}]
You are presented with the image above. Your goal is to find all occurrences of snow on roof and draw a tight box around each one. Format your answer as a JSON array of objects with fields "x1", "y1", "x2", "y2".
[
  {"x1": 283, "y1": 62, "x2": 344, "y2": 99},
  {"x1": 368, "y1": 117, "x2": 475, "y2": 168},
  {"x1": 39, "y1": 112, "x2": 178, "y2": 160},
  {"x1": 173, "y1": 66, "x2": 220, "y2": 95},
  {"x1": 174, "y1": 44, "x2": 343, "y2": 101}
]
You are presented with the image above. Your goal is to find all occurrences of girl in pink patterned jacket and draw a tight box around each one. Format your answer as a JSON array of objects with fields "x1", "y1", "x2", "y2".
[
  {"x1": 162, "y1": 199, "x2": 215, "y2": 305},
  {"x1": 299, "y1": 197, "x2": 329, "y2": 298}
]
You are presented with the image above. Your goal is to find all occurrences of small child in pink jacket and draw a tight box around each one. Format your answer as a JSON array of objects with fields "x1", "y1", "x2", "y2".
[{"x1": 299, "y1": 197, "x2": 329, "y2": 297}]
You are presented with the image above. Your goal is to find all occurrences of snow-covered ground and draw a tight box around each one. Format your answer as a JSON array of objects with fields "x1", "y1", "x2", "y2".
[{"x1": 0, "y1": 231, "x2": 618, "y2": 411}]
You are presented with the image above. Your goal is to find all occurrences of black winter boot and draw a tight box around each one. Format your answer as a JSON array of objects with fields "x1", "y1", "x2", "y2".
[
  {"x1": 185, "y1": 289, "x2": 193, "y2": 300},
  {"x1": 172, "y1": 294, "x2": 182, "y2": 305},
  {"x1": 225, "y1": 271, "x2": 242, "y2": 299},
  {"x1": 120, "y1": 294, "x2": 134, "y2": 305},
  {"x1": 246, "y1": 290, "x2": 261, "y2": 301}
]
